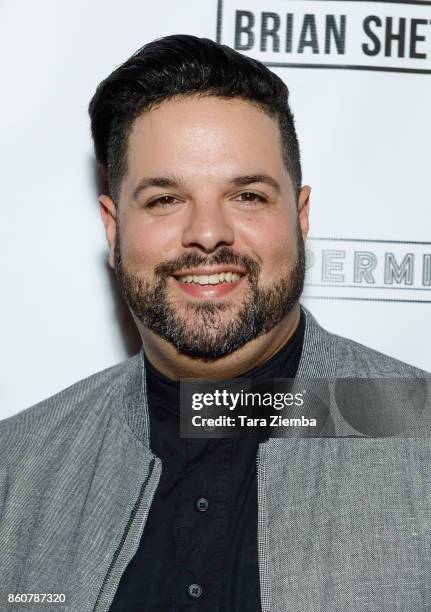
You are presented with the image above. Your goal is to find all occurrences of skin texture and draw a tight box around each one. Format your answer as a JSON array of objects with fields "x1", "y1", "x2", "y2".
[{"x1": 100, "y1": 95, "x2": 311, "y2": 380}]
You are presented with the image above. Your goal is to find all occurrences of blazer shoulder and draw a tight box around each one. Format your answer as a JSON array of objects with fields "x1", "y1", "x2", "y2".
[
  {"x1": 330, "y1": 331, "x2": 429, "y2": 378},
  {"x1": 301, "y1": 306, "x2": 429, "y2": 378},
  {"x1": 0, "y1": 353, "x2": 142, "y2": 442}
]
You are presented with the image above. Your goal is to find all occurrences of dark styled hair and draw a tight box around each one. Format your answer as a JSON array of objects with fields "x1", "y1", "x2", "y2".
[{"x1": 88, "y1": 34, "x2": 302, "y2": 203}]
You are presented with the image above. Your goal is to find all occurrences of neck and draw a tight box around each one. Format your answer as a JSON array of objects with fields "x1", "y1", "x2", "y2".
[{"x1": 136, "y1": 304, "x2": 301, "y2": 381}]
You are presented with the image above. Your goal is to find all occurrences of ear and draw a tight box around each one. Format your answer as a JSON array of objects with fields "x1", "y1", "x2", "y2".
[
  {"x1": 297, "y1": 185, "x2": 311, "y2": 240},
  {"x1": 99, "y1": 195, "x2": 117, "y2": 269}
]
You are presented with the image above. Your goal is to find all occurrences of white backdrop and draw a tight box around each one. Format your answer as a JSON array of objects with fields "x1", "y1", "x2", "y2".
[{"x1": 1, "y1": 0, "x2": 430, "y2": 419}]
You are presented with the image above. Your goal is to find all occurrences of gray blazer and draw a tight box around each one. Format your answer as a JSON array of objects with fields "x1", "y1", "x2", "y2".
[{"x1": 0, "y1": 306, "x2": 430, "y2": 612}]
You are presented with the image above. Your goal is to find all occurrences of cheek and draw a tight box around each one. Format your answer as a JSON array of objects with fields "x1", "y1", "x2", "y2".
[
  {"x1": 241, "y1": 216, "x2": 298, "y2": 269},
  {"x1": 120, "y1": 217, "x2": 178, "y2": 267}
]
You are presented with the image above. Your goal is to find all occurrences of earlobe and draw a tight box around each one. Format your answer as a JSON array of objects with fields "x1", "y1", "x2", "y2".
[
  {"x1": 298, "y1": 185, "x2": 311, "y2": 239},
  {"x1": 99, "y1": 195, "x2": 117, "y2": 269}
]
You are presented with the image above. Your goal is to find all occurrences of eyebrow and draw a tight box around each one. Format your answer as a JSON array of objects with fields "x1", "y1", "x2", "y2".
[
  {"x1": 230, "y1": 174, "x2": 281, "y2": 194},
  {"x1": 132, "y1": 173, "x2": 281, "y2": 201},
  {"x1": 132, "y1": 176, "x2": 185, "y2": 201}
]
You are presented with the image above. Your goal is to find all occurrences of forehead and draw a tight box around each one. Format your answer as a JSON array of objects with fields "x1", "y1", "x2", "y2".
[{"x1": 125, "y1": 95, "x2": 287, "y2": 181}]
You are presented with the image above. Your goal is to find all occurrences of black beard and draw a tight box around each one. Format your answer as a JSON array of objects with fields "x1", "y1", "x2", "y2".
[{"x1": 114, "y1": 226, "x2": 305, "y2": 362}]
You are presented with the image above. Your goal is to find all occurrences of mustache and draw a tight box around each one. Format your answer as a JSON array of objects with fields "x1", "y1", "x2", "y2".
[{"x1": 153, "y1": 247, "x2": 261, "y2": 278}]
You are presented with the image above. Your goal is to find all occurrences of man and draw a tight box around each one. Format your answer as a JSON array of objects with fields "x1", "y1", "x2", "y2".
[{"x1": 0, "y1": 34, "x2": 429, "y2": 612}]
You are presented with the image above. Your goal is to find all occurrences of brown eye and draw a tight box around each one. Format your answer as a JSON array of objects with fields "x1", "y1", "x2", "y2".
[
  {"x1": 235, "y1": 192, "x2": 267, "y2": 205},
  {"x1": 147, "y1": 195, "x2": 177, "y2": 208}
]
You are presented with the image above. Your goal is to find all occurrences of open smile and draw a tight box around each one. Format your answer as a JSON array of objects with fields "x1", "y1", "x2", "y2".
[{"x1": 171, "y1": 268, "x2": 247, "y2": 299}]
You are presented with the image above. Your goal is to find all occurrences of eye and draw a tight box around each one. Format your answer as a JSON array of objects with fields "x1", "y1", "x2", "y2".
[
  {"x1": 146, "y1": 195, "x2": 179, "y2": 209},
  {"x1": 234, "y1": 192, "x2": 268, "y2": 206}
]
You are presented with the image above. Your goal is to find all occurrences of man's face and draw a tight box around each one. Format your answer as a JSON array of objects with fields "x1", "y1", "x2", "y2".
[{"x1": 103, "y1": 95, "x2": 309, "y2": 361}]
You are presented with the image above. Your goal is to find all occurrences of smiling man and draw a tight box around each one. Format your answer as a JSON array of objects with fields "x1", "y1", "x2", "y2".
[
  {"x1": 103, "y1": 93, "x2": 308, "y2": 377},
  {"x1": 1, "y1": 34, "x2": 430, "y2": 612}
]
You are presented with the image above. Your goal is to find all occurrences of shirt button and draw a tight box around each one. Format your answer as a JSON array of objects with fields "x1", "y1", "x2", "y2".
[
  {"x1": 188, "y1": 583, "x2": 203, "y2": 599},
  {"x1": 195, "y1": 497, "x2": 209, "y2": 512}
]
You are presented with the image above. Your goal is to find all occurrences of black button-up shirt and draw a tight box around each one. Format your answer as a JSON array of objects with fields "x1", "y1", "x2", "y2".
[{"x1": 110, "y1": 310, "x2": 305, "y2": 611}]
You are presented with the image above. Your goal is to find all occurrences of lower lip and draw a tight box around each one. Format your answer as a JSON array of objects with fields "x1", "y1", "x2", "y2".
[{"x1": 172, "y1": 275, "x2": 246, "y2": 298}]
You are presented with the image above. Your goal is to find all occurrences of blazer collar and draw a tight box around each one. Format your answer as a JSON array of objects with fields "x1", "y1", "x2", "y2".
[{"x1": 120, "y1": 304, "x2": 338, "y2": 448}]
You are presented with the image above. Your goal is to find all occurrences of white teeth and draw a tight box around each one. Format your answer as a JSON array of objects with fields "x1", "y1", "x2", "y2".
[{"x1": 177, "y1": 272, "x2": 242, "y2": 284}]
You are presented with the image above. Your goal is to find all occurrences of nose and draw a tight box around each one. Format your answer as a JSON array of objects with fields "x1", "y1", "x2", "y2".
[{"x1": 181, "y1": 198, "x2": 235, "y2": 253}]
